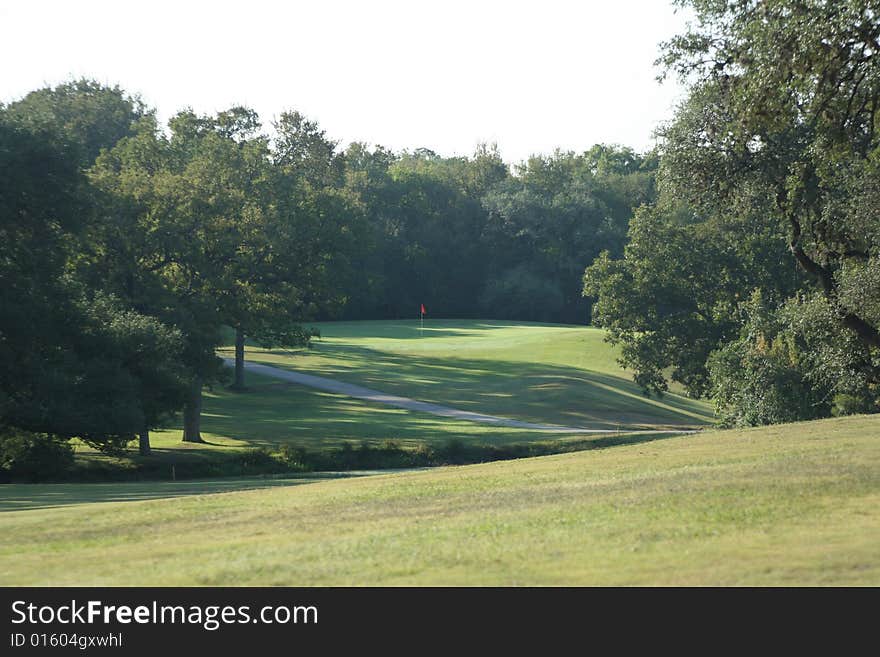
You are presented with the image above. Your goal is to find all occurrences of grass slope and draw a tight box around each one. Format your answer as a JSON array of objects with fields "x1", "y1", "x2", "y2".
[
  {"x1": 65, "y1": 320, "x2": 712, "y2": 480},
  {"x1": 73, "y1": 321, "x2": 712, "y2": 476},
  {"x1": 3, "y1": 414, "x2": 877, "y2": 586},
  {"x1": 149, "y1": 371, "x2": 603, "y2": 452},
  {"x1": 228, "y1": 320, "x2": 713, "y2": 430}
]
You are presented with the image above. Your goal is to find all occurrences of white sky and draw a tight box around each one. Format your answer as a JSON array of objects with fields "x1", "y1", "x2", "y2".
[{"x1": 0, "y1": 0, "x2": 691, "y2": 164}]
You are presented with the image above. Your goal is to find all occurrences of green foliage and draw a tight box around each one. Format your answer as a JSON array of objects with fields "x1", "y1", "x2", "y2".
[
  {"x1": 2, "y1": 76, "x2": 667, "y2": 477},
  {"x1": 0, "y1": 102, "x2": 187, "y2": 454},
  {"x1": 83, "y1": 294, "x2": 188, "y2": 432},
  {"x1": 585, "y1": 0, "x2": 880, "y2": 426},
  {"x1": 708, "y1": 291, "x2": 880, "y2": 427},
  {"x1": 277, "y1": 444, "x2": 309, "y2": 470},
  {"x1": 479, "y1": 266, "x2": 564, "y2": 322},
  {"x1": 339, "y1": 143, "x2": 654, "y2": 323},
  {"x1": 22, "y1": 64, "x2": 880, "y2": 474},
  {"x1": 274, "y1": 110, "x2": 344, "y2": 187},
  {"x1": 482, "y1": 148, "x2": 656, "y2": 323},
  {"x1": 584, "y1": 206, "x2": 800, "y2": 397},
  {"x1": 0, "y1": 429, "x2": 75, "y2": 482},
  {"x1": 251, "y1": 325, "x2": 320, "y2": 350},
  {"x1": 5, "y1": 293, "x2": 187, "y2": 453},
  {"x1": 708, "y1": 292, "x2": 826, "y2": 427},
  {"x1": 3, "y1": 79, "x2": 149, "y2": 168},
  {"x1": 91, "y1": 106, "x2": 359, "y2": 381},
  {"x1": 660, "y1": 0, "x2": 880, "y2": 356}
]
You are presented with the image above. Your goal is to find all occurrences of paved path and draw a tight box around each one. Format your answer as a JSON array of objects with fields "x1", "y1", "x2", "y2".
[{"x1": 226, "y1": 358, "x2": 695, "y2": 435}]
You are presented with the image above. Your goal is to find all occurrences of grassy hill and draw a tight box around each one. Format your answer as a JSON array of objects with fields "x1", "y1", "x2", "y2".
[
  {"x1": 73, "y1": 321, "x2": 712, "y2": 478},
  {"x1": 4, "y1": 414, "x2": 877, "y2": 585},
  {"x1": 231, "y1": 320, "x2": 712, "y2": 430}
]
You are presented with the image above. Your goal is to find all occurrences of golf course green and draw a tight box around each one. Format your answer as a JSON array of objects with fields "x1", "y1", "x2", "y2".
[
  {"x1": 234, "y1": 320, "x2": 712, "y2": 430},
  {"x1": 85, "y1": 320, "x2": 714, "y2": 473}
]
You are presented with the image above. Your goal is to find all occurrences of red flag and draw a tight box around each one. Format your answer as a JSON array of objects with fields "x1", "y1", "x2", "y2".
[{"x1": 420, "y1": 303, "x2": 426, "y2": 315}]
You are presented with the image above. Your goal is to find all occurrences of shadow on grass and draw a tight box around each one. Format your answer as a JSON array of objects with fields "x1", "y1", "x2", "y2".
[
  {"x1": 38, "y1": 326, "x2": 713, "y2": 483},
  {"x1": 242, "y1": 341, "x2": 713, "y2": 432},
  {"x1": 0, "y1": 472, "x2": 381, "y2": 512},
  {"x1": 1, "y1": 429, "x2": 689, "y2": 499},
  {"x1": 194, "y1": 379, "x2": 574, "y2": 451}
]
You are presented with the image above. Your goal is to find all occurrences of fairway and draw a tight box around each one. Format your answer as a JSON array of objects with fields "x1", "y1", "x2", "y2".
[
  {"x1": 147, "y1": 371, "x2": 619, "y2": 452},
  {"x1": 221, "y1": 320, "x2": 712, "y2": 433},
  {"x1": 94, "y1": 320, "x2": 716, "y2": 473},
  {"x1": 2, "y1": 414, "x2": 877, "y2": 586}
]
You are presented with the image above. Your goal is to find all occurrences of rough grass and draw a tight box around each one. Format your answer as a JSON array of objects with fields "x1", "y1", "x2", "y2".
[{"x1": 2, "y1": 414, "x2": 877, "y2": 586}]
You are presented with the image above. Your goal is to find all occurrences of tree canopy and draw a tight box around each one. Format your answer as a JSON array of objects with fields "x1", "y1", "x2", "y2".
[{"x1": 584, "y1": 0, "x2": 880, "y2": 423}]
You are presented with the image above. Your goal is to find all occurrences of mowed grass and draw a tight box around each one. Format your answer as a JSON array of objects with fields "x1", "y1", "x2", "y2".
[
  {"x1": 3, "y1": 414, "x2": 878, "y2": 585},
  {"x1": 0, "y1": 472, "x2": 383, "y2": 513},
  {"x1": 146, "y1": 370, "x2": 602, "y2": 453},
  {"x1": 228, "y1": 320, "x2": 713, "y2": 432},
  {"x1": 116, "y1": 369, "x2": 624, "y2": 477},
  {"x1": 69, "y1": 320, "x2": 710, "y2": 477}
]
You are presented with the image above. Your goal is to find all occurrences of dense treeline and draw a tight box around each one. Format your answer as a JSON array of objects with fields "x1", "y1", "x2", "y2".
[
  {"x1": 340, "y1": 142, "x2": 655, "y2": 323},
  {"x1": 0, "y1": 79, "x2": 654, "y2": 476}
]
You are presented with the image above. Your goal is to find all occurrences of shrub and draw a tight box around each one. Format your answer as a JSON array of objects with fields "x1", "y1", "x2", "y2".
[
  {"x1": 708, "y1": 292, "x2": 826, "y2": 427},
  {"x1": 705, "y1": 290, "x2": 880, "y2": 427},
  {"x1": 832, "y1": 393, "x2": 879, "y2": 418},
  {"x1": 0, "y1": 429, "x2": 75, "y2": 481},
  {"x1": 436, "y1": 438, "x2": 468, "y2": 464},
  {"x1": 278, "y1": 444, "x2": 309, "y2": 470},
  {"x1": 230, "y1": 448, "x2": 286, "y2": 475}
]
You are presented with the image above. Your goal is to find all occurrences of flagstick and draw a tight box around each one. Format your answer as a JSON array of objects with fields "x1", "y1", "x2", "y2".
[{"x1": 420, "y1": 311, "x2": 423, "y2": 336}]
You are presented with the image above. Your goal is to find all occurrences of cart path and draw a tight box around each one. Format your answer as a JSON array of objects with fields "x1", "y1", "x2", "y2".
[{"x1": 225, "y1": 358, "x2": 696, "y2": 435}]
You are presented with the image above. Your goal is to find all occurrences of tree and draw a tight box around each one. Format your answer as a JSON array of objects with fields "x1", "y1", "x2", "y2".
[
  {"x1": 584, "y1": 204, "x2": 801, "y2": 396},
  {"x1": 94, "y1": 296, "x2": 188, "y2": 455},
  {"x1": 273, "y1": 110, "x2": 344, "y2": 187},
  {"x1": 3, "y1": 79, "x2": 149, "y2": 168},
  {"x1": 658, "y1": 0, "x2": 880, "y2": 362},
  {"x1": 336, "y1": 143, "x2": 654, "y2": 324},
  {"x1": 339, "y1": 144, "x2": 507, "y2": 320},
  {"x1": 708, "y1": 290, "x2": 878, "y2": 426},
  {"x1": 486, "y1": 148, "x2": 655, "y2": 324},
  {"x1": 92, "y1": 111, "x2": 233, "y2": 443},
  {"x1": 707, "y1": 290, "x2": 829, "y2": 426},
  {"x1": 585, "y1": 1, "x2": 880, "y2": 420},
  {"x1": 337, "y1": 142, "x2": 398, "y2": 318},
  {"x1": 91, "y1": 106, "x2": 353, "y2": 440},
  {"x1": 224, "y1": 109, "x2": 357, "y2": 389},
  {"x1": 0, "y1": 111, "x2": 186, "y2": 458},
  {"x1": 384, "y1": 147, "x2": 504, "y2": 317}
]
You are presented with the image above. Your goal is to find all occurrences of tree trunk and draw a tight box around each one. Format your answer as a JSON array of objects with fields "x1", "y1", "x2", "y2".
[
  {"x1": 182, "y1": 376, "x2": 204, "y2": 443},
  {"x1": 138, "y1": 424, "x2": 151, "y2": 456},
  {"x1": 232, "y1": 326, "x2": 246, "y2": 390}
]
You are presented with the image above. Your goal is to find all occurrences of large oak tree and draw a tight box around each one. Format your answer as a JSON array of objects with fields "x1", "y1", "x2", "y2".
[{"x1": 659, "y1": 0, "x2": 880, "y2": 357}]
